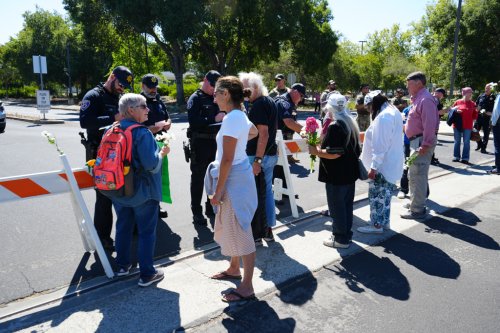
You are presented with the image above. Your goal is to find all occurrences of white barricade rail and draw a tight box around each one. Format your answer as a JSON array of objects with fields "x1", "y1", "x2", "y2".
[{"x1": 0, "y1": 154, "x2": 114, "y2": 279}]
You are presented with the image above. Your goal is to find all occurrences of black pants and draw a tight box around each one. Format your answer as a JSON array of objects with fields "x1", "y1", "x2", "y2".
[
  {"x1": 475, "y1": 115, "x2": 491, "y2": 149},
  {"x1": 400, "y1": 143, "x2": 411, "y2": 194},
  {"x1": 94, "y1": 189, "x2": 114, "y2": 242},
  {"x1": 190, "y1": 138, "x2": 216, "y2": 216},
  {"x1": 326, "y1": 182, "x2": 355, "y2": 244}
]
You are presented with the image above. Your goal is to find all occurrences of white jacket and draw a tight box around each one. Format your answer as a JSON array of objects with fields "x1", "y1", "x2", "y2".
[{"x1": 361, "y1": 102, "x2": 404, "y2": 184}]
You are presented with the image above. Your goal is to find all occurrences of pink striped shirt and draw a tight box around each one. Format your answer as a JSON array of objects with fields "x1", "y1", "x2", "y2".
[{"x1": 405, "y1": 88, "x2": 439, "y2": 148}]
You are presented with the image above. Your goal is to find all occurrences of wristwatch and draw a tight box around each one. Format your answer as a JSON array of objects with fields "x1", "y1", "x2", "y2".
[{"x1": 254, "y1": 157, "x2": 263, "y2": 164}]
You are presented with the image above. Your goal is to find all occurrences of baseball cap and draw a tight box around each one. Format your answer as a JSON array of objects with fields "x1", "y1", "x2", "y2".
[
  {"x1": 112, "y1": 66, "x2": 133, "y2": 89},
  {"x1": 142, "y1": 74, "x2": 159, "y2": 88},
  {"x1": 327, "y1": 93, "x2": 346, "y2": 109},
  {"x1": 328, "y1": 80, "x2": 336, "y2": 86},
  {"x1": 291, "y1": 83, "x2": 307, "y2": 98},
  {"x1": 205, "y1": 70, "x2": 221, "y2": 87},
  {"x1": 364, "y1": 90, "x2": 381, "y2": 105},
  {"x1": 435, "y1": 88, "x2": 446, "y2": 97},
  {"x1": 275, "y1": 73, "x2": 285, "y2": 81},
  {"x1": 396, "y1": 88, "x2": 404, "y2": 94}
]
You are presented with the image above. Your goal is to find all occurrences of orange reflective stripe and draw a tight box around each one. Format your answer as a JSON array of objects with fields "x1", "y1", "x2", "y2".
[
  {"x1": 59, "y1": 171, "x2": 94, "y2": 189},
  {"x1": 0, "y1": 179, "x2": 50, "y2": 198},
  {"x1": 285, "y1": 141, "x2": 301, "y2": 153}
]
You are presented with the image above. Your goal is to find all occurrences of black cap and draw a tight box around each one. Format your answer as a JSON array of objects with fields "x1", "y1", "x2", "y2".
[
  {"x1": 328, "y1": 80, "x2": 336, "y2": 86},
  {"x1": 142, "y1": 74, "x2": 159, "y2": 88},
  {"x1": 291, "y1": 83, "x2": 307, "y2": 98},
  {"x1": 112, "y1": 66, "x2": 133, "y2": 89},
  {"x1": 435, "y1": 88, "x2": 446, "y2": 97},
  {"x1": 396, "y1": 88, "x2": 404, "y2": 94},
  {"x1": 205, "y1": 70, "x2": 221, "y2": 87},
  {"x1": 275, "y1": 73, "x2": 285, "y2": 81}
]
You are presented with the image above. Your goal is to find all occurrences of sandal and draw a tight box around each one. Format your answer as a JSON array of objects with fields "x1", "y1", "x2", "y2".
[
  {"x1": 221, "y1": 289, "x2": 256, "y2": 303},
  {"x1": 210, "y1": 271, "x2": 242, "y2": 280}
]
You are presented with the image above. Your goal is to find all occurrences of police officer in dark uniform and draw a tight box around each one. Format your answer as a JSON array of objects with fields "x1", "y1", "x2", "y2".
[
  {"x1": 475, "y1": 83, "x2": 496, "y2": 153},
  {"x1": 79, "y1": 66, "x2": 133, "y2": 251},
  {"x1": 187, "y1": 70, "x2": 224, "y2": 225},
  {"x1": 141, "y1": 74, "x2": 171, "y2": 218},
  {"x1": 273, "y1": 83, "x2": 307, "y2": 194}
]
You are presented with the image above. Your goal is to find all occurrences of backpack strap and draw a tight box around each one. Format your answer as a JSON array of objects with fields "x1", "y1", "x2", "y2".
[{"x1": 122, "y1": 123, "x2": 145, "y2": 163}]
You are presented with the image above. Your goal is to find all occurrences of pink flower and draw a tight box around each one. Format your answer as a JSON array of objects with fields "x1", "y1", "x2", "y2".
[{"x1": 305, "y1": 117, "x2": 319, "y2": 134}]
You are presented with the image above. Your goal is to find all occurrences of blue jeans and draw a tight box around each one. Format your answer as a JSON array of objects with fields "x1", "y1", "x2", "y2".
[
  {"x1": 114, "y1": 199, "x2": 159, "y2": 279},
  {"x1": 325, "y1": 183, "x2": 355, "y2": 244},
  {"x1": 493, "y1": 123, "x2": 500, "y2": 169},
  {"x1": 248, "y1": 155, "x2": 278, "y2": 227},
  {"x1": 453, "y1": 128, "x2": 471, "y2": 161}
]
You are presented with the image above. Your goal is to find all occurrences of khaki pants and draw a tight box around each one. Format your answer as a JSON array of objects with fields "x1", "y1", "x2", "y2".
[
  {"x1": 357, "y1": 114, "x2": 371, "y2": 132},
  {"x1": 409, "y1": 137, "x2": 436, "y2": 213}
]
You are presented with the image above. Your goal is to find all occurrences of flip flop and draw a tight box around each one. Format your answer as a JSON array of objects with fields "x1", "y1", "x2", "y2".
[
  {"x1": 221, "y1": 290, "x2": 256, "y2": 303},
  {"x1": 210, "y1": 271, "x2": 242, "y2": 281}
]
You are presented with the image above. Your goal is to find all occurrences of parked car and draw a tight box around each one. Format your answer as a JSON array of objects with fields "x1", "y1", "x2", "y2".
[{"x1": 0, "y1": 101, "x2": 5, "y2": 133}]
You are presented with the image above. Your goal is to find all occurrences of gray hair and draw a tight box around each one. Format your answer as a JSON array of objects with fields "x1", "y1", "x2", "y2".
[
  {"x1": 406, "y1": 71, "x2": 427, "y2": 85},
  {"x1": 325, "y1": 104, "x2": 360, "y2": 147},
  {"x1": 118, "y1": 93, "x2": 146, "y2": 118},
  {"x1": 238, "y1": 71, "x2": 269, "y2": 98}
]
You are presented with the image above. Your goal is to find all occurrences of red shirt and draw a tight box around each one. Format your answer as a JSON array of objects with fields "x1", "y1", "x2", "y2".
[{"x1": 452, "y1": 99, "x2": 477, "y2": 130}]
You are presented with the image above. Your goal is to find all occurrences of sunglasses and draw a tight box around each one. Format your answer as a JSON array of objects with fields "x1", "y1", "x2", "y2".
[{"x1": 133, "y1": 104, "x2": 148, "y2": 109}]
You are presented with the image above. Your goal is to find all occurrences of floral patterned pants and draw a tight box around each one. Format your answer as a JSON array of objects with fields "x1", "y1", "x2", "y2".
[{"x1": 369, "y1": 173, "x2": 396, "y2": 228}]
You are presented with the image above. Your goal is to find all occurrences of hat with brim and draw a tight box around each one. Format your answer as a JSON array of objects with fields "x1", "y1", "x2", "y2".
[
  {"x1": 275, "y1": 73, "x2": 285, "y2": 81},
  {"x1": 112, "y1": 66, "x2": 133, "y2": 89},
  {"x1": 205, "y1": 70, "x2": 221, "y2": 87},
  {"x1": 142, "y1": 74, "x2": 159, "y2": 89},
  {"x1": 364, "y1": 90, "x2": 381, "y2": 105},
  {"x1": 291, "y1": 83, "x2": 307, "y2": 98}
]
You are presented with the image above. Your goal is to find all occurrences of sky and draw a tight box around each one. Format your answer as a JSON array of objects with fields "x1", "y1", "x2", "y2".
[{"x1": 0, "y1": 0, "x2": 431, "y2": 45}]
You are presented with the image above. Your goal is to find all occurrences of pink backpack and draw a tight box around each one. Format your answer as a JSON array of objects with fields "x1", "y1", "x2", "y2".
[{"x1": 93, "y1": 123, "x2": 143, "y2": 198}]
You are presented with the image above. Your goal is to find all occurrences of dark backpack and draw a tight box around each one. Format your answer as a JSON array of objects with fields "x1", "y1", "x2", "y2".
[{"x1": 93, "y1": 122, "x2": 144, "y2": 198}]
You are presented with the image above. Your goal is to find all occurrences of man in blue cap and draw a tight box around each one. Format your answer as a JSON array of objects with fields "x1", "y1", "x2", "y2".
[
  {"x1": 80, "y1": 65, "x2": 133, "y2": 251},
  {"x1": 141, "y1": 74, "x2": 171, "y2": 218}
]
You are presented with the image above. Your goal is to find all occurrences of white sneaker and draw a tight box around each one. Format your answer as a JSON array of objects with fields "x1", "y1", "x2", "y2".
[
  {"x1": 323, "y1": 236, "x2": 350, "y2": 248},
  {"x1": 357, "y1": 225, "x2": 383, "y2": 234},
  {"x1": 397, "y1": 191, "x2": 406, "y2": 199}
]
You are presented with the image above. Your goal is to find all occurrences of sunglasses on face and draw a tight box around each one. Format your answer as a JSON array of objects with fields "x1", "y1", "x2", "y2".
[{"x1": 133, "y1": 104, "x2": 148, "y2": 109}]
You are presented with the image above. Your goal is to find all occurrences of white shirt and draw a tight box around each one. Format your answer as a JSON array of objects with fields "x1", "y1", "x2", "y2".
[
  {"x1": 215, "y1": 109, "x2": 252, "y2": 165},
  {"x1": 361, "y1": 102, "x2": 404, "y2": 184}
]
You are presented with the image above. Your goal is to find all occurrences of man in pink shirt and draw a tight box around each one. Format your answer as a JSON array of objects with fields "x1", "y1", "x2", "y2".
[{"x1": 401, "y1": 71, "x2": 439, "y2": 219}]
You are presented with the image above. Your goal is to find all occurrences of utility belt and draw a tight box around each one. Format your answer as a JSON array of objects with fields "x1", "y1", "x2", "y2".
[{"x1": 187, "y1": 128, "x2": 217, "y2": 140}]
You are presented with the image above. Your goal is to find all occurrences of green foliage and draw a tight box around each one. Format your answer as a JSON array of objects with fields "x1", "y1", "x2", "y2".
[{"x1": 0, "y1": 84, "x2": 38, "y2": 98}]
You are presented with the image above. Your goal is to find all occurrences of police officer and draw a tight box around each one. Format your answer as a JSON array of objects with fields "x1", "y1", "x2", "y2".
[
  {"x1": 187, "y1": 70, "x2": 224, "y2": 225},
  {"x1": 269, "y1": 73, "x2": 291, "y2": 98},
  {"x1": 273, "y1": 83, "x2": 306, "y2": 200},
  {"x1": 475, "y1": 83, "x2": 496, "y2": 153},
  {"x1": 141, "y1": 74, "x2": 171, "y2": 218},
  {"x1": 392, "y1": 88, "x2": 408, "y2": 112},
  {"x1": 79, "y1": 65, "x2": 133, "y2": 251}
]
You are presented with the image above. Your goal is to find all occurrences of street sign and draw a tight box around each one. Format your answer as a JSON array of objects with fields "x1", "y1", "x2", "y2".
[
  {"x1": 33, "y1": 56, "x2": 47, "y2": 74},
  {"x1": 36, "y1": 90, "x2": 51, "y2": 113}
]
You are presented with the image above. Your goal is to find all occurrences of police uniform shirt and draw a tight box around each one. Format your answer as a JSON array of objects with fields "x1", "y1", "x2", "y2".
[
  {"x1": 275, "y1": 93, "x2": 296, "y2": 134},
  {"x1": 246, "y1": 95, "x2": 278, "y2": 156},
  {"x1": 269, "y1": 87, "x2": 290, "y2": 99},
  {"x1": 141, "y1": 92, "x2": 170, "y2": 127},
  {"x1": 79, "y1": 83, "x2": 119, "y2": 142},
  {"x1": 476, "y1": 93, "x2": 496, "y2": 113},
  {"x1": 187, "y1": 88, "x2": 220, "y2": 133}
]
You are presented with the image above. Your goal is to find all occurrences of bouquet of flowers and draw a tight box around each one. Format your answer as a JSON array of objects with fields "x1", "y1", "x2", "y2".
[
  {"x1": 155, "y1": 132, "x2": 175, "y2": 204},
  {"x1": 404, "y1": 151, "x2": 419, "y2": 170},
  {"x1": 305, "y1": 117, "x2": 321, "y2": 173},
  {"x1": 41, "y1": 131, "x2": 64, "y2": 155}
]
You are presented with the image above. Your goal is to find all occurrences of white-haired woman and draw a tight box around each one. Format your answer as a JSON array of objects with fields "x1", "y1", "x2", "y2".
[
  {"x1": 239, "y1": 71, "x2": 279, "y2": 242},
  {"x1": 309, "y1": 93, "x2": 361, "y2": 249},
  {"x1": 111, "y1": 93, "x2": 170, "y2": 287},
  {"x1": 357, "y1": 91, "x2": 403, "y2": 234}
]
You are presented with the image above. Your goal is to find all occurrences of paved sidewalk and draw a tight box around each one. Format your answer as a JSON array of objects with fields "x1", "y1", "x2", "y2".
[{"x1": 2, "y1": 162, "x2": 499, "y2": 332}]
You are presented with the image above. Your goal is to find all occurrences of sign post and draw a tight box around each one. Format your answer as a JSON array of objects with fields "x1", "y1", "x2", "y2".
[
  {"x1": 36, "y1": 90, "x2": 51, "y2": 120},
  {"x1": 33, "y1": 55, "x2": 50, "y2": 119}
]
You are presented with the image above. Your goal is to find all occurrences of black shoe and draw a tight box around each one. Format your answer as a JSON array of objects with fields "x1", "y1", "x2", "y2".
[
  {"x1": 100, "y1": 238, "x2": 115, "y2": 252},
  {"x1": 159, "y1": 207, "x2": 168, "y2": 218},
  {"x1": 193, "y1": 214, "x2": 207, "y2": 226},
  {"x1": 452, "y1": 158, "x2": 460, "y2": 162},
  {"x1": 431, "y1": 157, "x2": 440, "y2": 165},
  {"x1": 263, "y1": 227, "x2": 275, "y2": 242},
  {"x1": 481, "y1": 149, "x2": 487, "y2": 154},
  {"x1": 475, "y1": 146, "x2": 481, "y2": 151},
  {"x1": 461, "y1": 160, "x2": 470, "y2": 165}
]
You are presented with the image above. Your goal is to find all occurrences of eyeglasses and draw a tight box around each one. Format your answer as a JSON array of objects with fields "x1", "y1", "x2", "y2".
[{"x1": 132, "y1": 104, "x2": 148, "y2": 109}]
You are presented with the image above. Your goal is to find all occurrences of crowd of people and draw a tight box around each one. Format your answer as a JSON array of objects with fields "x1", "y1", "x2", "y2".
[{"x1": 79, "y1": 66, "x2": 499, "y2": 300}]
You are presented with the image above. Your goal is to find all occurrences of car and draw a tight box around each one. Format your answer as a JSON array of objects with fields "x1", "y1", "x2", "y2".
[{"x1": 0, "y1": 101, "x2": 5, "y2": 133}]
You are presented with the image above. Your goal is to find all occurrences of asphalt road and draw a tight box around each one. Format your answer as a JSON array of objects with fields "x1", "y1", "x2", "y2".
[
  {"x1": 190, "y1": 189, "x2": 500, "y2": 333},
  {"x1": 0, "y1": 105, "x2": 496, "y2": 305}
]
